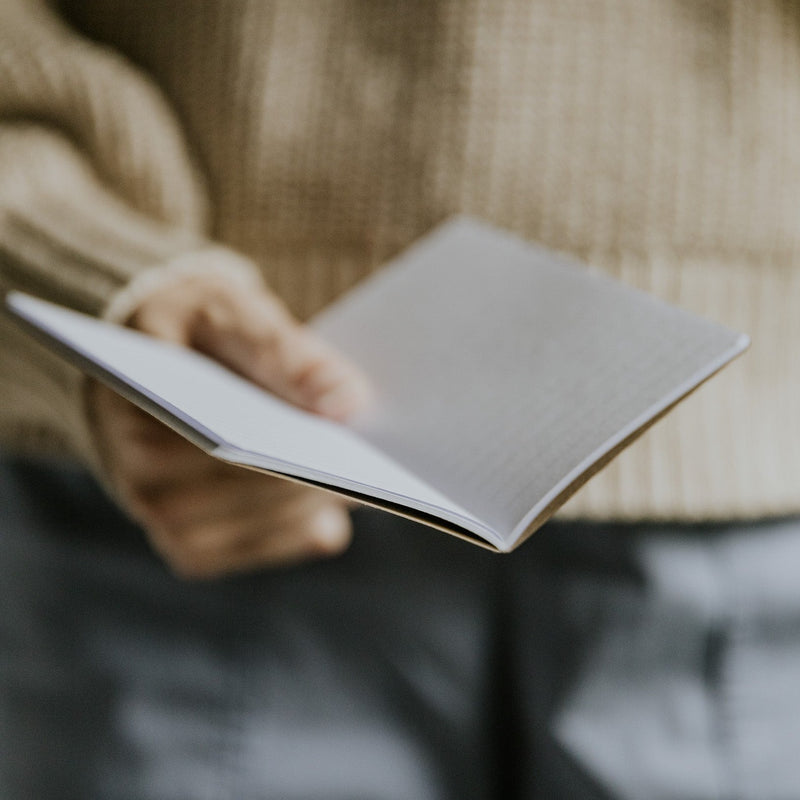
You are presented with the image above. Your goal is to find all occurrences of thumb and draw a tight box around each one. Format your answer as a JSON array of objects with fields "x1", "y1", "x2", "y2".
[{"x1": 191, "y1": 290, "x2": 374, "y2": 422}]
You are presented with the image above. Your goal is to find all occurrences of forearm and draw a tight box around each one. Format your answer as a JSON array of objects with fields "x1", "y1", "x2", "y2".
[
  {"x1": 0, "y1": 0, "x2": 260, "y2": 467},
  {"x1": 0, "y1": 123, "x2": 263, "y2": 468},
  {"x1": 0, "y1": 124, "x2": 207, "y2": 314}
]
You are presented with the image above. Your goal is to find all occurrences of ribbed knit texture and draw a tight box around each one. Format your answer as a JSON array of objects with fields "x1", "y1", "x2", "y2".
[{"x1": 2, "y1": 0, "x2": 798, "y2": 519}]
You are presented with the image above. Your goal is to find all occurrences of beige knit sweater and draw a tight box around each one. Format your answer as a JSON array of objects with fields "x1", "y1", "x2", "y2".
[{"x1": 0, "y1": 0, "x2": 797, "y2": 521}]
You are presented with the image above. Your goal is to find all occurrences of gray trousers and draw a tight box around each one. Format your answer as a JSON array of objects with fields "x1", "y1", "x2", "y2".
[{"x1": 1, "y1": 455, "x2": 799, "y2": 799}]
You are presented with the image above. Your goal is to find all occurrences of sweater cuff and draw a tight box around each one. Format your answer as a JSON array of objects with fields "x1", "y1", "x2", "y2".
[{"x1": 102, "y1": 247, "x2": 264, "y2": 324}]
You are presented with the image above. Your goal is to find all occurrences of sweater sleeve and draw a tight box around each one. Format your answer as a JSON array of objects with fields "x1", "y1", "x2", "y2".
[{"x1": 0, "y1": 0, "x2": 263, "y2": 471}]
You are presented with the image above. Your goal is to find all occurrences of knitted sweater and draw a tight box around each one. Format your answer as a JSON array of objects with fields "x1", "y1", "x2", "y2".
[{"x1": 0, "y1": 0, "x2": 797, "y2": 521}]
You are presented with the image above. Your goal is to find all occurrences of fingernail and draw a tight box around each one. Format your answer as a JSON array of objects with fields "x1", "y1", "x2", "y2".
[
  {"x1": 313, "y1": 378, "x2": 374, "y2": 421},
  {"x1": 310, "y1": 506, "x2": 352, "y2": 553}
]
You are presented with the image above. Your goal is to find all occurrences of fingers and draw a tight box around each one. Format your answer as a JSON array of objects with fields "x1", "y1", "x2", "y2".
[
  {"x1": 89, "y1": 381, "x2": 353, "y2": 579},
  {"x1": 137, "y1": 467, "x2": 299, "y2": 531},
  {"x1": 90, "y1": 382, "x2": 218, "y2": 490},
  {"x1": 143, "y1": 480, "x2": 353, "y2": 579}
]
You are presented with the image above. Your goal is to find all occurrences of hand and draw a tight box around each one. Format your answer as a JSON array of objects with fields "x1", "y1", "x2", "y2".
[{"x1": 89, "y1": 273, "x2": 372, "y2": 578}]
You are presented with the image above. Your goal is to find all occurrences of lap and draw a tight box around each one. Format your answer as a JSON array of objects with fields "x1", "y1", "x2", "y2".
[
  {"x1": 3, "y1": 455, "x2": 800, "y2": 800},
  {"x1": 509, "y1": 516, "x2": 800, "y2": 800},
  {"x1": 0, "y1": 456, "x2": 498, "y2": 800}
]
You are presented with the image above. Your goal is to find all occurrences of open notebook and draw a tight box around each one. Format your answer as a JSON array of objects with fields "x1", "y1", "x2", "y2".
[{"x1": 3, "y1": 218, "x2": 749, "y2": 552}]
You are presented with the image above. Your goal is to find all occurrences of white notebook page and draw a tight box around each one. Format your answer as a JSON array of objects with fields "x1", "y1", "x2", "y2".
[
  {"x1": 5, "y1": 291, "x2": 493, "y2": 543},
  {"x1": 313, "y1": 218, "x2": 749, "y2": 545},
  {"x1": 6, "y1": 218, "x2": 747, "y2": 550}
]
